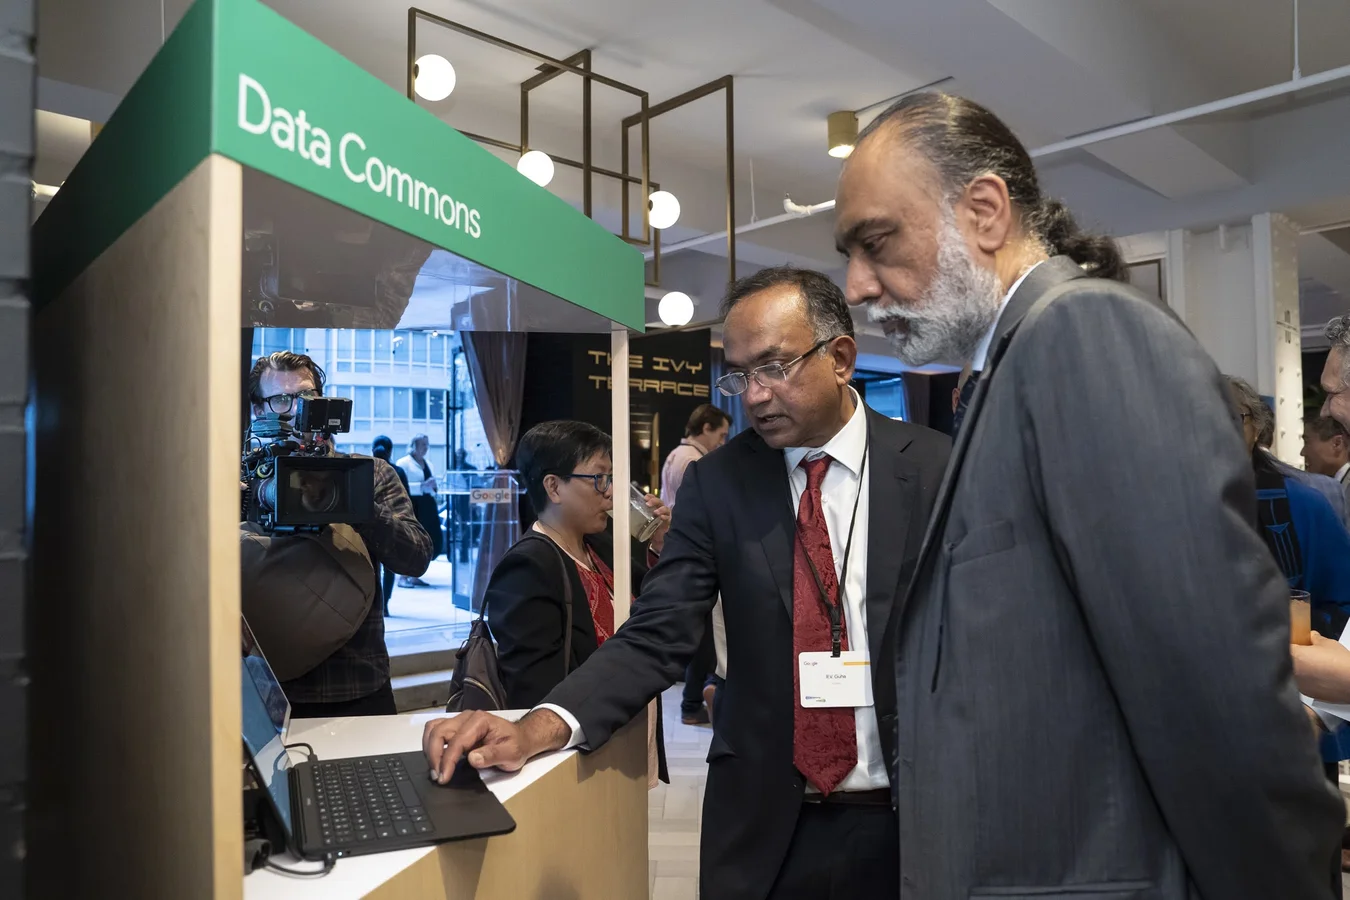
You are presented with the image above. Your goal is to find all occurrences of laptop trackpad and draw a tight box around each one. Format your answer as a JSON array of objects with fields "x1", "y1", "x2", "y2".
[{"x1": 395, "y1": 751, "x2": 516, "y2": 841}]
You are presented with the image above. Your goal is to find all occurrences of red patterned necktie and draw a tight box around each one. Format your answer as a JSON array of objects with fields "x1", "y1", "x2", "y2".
[{"x1": 792, "y1": 454, "x2": 857, "y2": 795}]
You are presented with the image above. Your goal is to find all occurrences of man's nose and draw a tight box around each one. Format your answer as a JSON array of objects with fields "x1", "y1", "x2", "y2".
[
  {"x1": 844, "y1": 259, "x2": 880, "y2": 307},
  {"x1": 743, "y1": 377, "x2": 773, "y2": 407}
]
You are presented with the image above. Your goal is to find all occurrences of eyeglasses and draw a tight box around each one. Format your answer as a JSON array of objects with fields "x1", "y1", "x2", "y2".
[
  {"x1": 561, "y1": 472, "x2": 614, "y2": 493},
  {"x1": 715, "y1": 339, "x2": 831, "y2": 397},
  {"x1": 260, "y1": 390, "x2": 320, "y2": 414}
]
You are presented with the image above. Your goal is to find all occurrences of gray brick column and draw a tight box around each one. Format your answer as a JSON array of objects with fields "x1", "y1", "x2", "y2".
[{"x1": 0, "y1": 0, "x2": 33, "y2": 895}]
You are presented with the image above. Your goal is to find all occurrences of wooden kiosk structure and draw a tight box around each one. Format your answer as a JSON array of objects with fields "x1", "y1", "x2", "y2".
[{"x1": 29, "y1": 0, "x2": 647, "y2": 896}]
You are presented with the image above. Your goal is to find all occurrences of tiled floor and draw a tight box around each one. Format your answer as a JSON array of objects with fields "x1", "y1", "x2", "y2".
[{"x1": 650, "y1": 684, "x2": 712, "y2": 900}]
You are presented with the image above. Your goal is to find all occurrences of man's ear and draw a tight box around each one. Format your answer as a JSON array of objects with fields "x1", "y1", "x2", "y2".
[{"x1": 831, "y1": 335, "x2": 858, "y2": 386}]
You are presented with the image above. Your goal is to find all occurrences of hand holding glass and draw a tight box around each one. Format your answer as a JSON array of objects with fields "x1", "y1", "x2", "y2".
[{"x1": 1290, "y1": 590, "x2": 1312, "y2": 646}]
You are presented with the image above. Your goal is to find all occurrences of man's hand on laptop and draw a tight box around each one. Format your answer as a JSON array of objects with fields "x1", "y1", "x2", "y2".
[{"x1": 423, "y1": 709, "x2": 571, "y2": 784}]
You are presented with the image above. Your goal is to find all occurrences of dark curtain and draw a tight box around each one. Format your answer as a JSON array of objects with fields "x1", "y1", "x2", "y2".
[{"x1": 462, "y1": 331, "x2": 528, "y2": 609}]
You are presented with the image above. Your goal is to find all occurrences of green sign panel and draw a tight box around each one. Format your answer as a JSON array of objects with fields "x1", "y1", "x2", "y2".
[{"x1": 34, "y1": 0, "x2": 645, "y2": 330}]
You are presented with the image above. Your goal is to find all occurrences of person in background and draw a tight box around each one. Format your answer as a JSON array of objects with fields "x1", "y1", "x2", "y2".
[
  {"x1": 371, "y1": 436, "x2": 409, "y2": 616},
  {"x1": 832, "y1": 90, "x2": 1339, "y2": 898},
  {"x1": 481, "y1": 420, "x2": 670, "y2": 786},
  {"x1": 1256, "y1": 403, "x2": 1349, "y2": 524},
  {"x1": 661, "y1": 403, "x2": 732, "y2": 725},
  {"x1": 396, "y1": 434, "x2": 441, "y2": 587},
  {"x1": 246, "y1": 352, "x2": 432, "y2": 717},
  {"x1": 1304, "y1": 415, "x2": 1350, "y2": 516},
  {"x1": 1229, "y1": 376, "x2": 1350, "y2": 637}
]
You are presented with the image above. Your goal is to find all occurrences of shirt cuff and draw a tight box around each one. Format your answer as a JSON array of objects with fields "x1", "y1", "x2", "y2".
[{"x1": 534, "y1": 703, "x2": 586, "y2": 750}]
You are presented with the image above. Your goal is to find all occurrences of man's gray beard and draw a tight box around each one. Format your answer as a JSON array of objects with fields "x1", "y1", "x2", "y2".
[{"x1": 868, "y1": 213, "x2": 1003, "y2": 367}]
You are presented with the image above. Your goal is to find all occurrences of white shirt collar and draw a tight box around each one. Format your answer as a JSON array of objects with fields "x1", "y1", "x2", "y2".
[
  {"x1": 1337, "y1": 461, "x2": 1350, "y2": 485},
  {"x1": 783, "y1": 387, "x2": 867, "y2": 477},
  {"x1": 970, "y1": 260, "x2": 1044, "y2": 373}
]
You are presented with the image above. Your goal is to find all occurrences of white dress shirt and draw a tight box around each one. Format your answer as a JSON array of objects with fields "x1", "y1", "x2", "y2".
[
  {"x1": 541, "y1": 390, "x2": 886, "y2": 793},
  {"x1": 970, "y1": 261, "x2": 1044, "y2": 373},
  {"x1": 1336, "y1": 462, "x2": 1350, "y2": 486},
  {"x1": 781, "y1": 388, "x2": 887, "y2": 792}
]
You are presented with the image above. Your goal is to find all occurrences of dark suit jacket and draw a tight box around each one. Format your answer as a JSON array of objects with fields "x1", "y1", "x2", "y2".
[
  {"x1": 543, "y1": 408, "x2": 950, "y2": 900},
  {"x1": 485, "y1": 527, "x2": 645, "y2": 708},
  {"x1": 893, "y1": 257, "x2": 1343, "y2": 899}
]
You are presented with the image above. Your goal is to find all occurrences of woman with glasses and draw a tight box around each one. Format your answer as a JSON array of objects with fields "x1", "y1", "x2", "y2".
[{"x1": 484, "y1": 420, "x2": 670, "y2": 783}]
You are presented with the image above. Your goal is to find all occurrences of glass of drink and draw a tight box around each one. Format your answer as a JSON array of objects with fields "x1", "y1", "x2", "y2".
[
  {"x1": 1290, "y1": 590, "x2": 1313, "y2": 646},
  {"x1": 611, "y1": 483, "x2": 662, "y2": 543}
]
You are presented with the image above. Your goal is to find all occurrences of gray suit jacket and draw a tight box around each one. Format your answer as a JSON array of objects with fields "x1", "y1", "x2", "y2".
[{"x1": 892, "y1": 257, "x2": 1343, "y2": 899}]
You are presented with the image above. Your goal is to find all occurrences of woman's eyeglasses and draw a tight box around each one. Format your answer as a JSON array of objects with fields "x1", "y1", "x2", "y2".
[
  {"x1": 561, "y1": 472, "x2": 614, "y2": 493},
  {"x1": 715, "y1": 338, "x2": 831, "y2": 397},
  {"x1": 260, "y1": 390, "x2": 320, "y2": 414}
]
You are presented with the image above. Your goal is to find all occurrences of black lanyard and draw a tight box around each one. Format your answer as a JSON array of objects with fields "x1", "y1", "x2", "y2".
[{"x1": 794, "y1": 418, "x2": 869, "y2": 657}]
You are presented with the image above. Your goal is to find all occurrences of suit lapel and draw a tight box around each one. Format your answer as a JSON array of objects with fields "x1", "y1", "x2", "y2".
[
  {"x1": 744, "y1": 434, "x2": 797, "y2": 617},
  {"x1": 864, "y1": 410, "x2": 916, "y2": 663},
  {"x1": 904, "y1": 256, "x2": 1087, "y2": 606}
]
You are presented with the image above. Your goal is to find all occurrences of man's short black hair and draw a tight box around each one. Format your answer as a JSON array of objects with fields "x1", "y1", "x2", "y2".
[
  {"x1": 1306, "y1": 415, "x2": 1349, "y2": 442},
  {"x1": 719, "y1": 266, "x2": 854, "y2": 342},
  {"x1": 684, "y1": 403, "x2": 731, "y2": 438},
  {"x1": 516, "y1": 420, "x2": 613, "y2": 513}
]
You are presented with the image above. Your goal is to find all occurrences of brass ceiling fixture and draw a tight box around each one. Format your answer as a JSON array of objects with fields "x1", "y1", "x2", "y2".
[{"x1": 406, "y1": 8, "x2": 737, "y2": 288}]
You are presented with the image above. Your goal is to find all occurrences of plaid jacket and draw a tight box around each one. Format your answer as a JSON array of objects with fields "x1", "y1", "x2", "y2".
[{"x1": 274, "y1": 452, "x2": 433, "y2": 703}]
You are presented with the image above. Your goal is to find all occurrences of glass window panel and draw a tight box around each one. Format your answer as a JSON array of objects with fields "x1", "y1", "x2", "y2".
[
  {"x1": 354, "y1": 386, "x2": 372, "y2": 418},
  {"x1": 413, "y1": 389, "x2": 427, "y2": 420},
  {"x1": 338, "y1": 329, "x2": 353, "y2": 355},
  {"x1": 337, "y1": 361, "x2": 351, "y2": 373},
  {"x1": 354, "y1": 361, "x2": 371, "y2": 373},
  {"x1": 356, "y1": 330, "x2": 373, "y2": 358},
  {"x1": 374, "y1": 387, "x2": 392, "y2": 419},
  {"x1": 412, "y1": 333, "x2": 428, "y2": 363},
  {"x1": 375, "y1": 331, "x2": 391, "y2": 359},
  {"x1": 354, "y1": 418, "x2": 371, "y2": 432},
  {"x1": 393, "y1": 331, "x2": 410, "y2": 363},
  {"x1": 429, "y1": 391, "x2": 444, "y2": 421},
  {"x1": 430, "y1": 335, "x2": 445, "y2": 365},
  {"x1": 251, "y1": 332, "x2": 262, "y2": 357},
  {"x1": 394, "y1": 388, "x2": 411, "y2": 419}
]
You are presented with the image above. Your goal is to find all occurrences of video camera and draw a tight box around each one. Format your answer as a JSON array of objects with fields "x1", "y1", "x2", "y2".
[{"x1": 241, "y1": 396, "x2": 375, "y2": 533}]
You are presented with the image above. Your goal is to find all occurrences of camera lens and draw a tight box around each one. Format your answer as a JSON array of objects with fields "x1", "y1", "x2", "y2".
[{"x1": 293, "y1": 472, "x2": 341, "y2": 514}]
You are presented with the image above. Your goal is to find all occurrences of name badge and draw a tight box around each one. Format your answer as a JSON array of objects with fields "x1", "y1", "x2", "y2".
[{"x1": 799, "y1": 651, "x2": 873, "y2": 708}]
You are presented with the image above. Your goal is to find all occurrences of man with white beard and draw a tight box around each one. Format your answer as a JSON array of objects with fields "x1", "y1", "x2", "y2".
[{"x1": 833, "y1": 91, "x2": 1342, "y2": 899}]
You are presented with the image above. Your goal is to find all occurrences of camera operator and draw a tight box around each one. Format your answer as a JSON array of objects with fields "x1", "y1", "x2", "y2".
[{"x1": 244, "y1": 351, "x2": 432, "y2": 717}]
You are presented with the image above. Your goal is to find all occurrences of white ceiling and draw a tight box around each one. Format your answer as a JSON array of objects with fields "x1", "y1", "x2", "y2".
[{"x1": 34, "y1": 0, "x2": 1350, "y2": 329}]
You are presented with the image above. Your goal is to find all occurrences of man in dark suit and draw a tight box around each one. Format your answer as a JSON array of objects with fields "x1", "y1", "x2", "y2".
[
  {"x1": 423, "y1": 267, "x2": 950, "y2": 899},
  {"x1": 833, "y1": 90, "x2": 1342, "y2": 899}
]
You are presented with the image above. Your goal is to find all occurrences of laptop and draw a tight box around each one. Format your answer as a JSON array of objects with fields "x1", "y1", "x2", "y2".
[{"x1": 241, "y1": 617, "x2": 516, "y2": 860}]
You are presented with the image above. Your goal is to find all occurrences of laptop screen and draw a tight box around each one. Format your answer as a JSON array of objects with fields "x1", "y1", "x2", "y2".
[
  {"x1": 242, "y1": 616, "x2": 291, "y2": 737},
  {"x1": 241, "y1": 615, "x2": 295, "y2": 838},
  {"x1": 243, "y1": 655, "x2": 295, "y2": 837}
]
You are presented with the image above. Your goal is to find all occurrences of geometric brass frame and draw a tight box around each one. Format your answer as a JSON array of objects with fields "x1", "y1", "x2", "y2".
[{"x1": 406, "y1": 7, "x2": 737, "y2": 288}]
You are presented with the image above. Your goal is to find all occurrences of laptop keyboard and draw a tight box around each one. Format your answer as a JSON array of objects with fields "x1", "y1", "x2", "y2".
[{"x1": 311, "y1": 756, "x2": 433, "y2": 848}]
